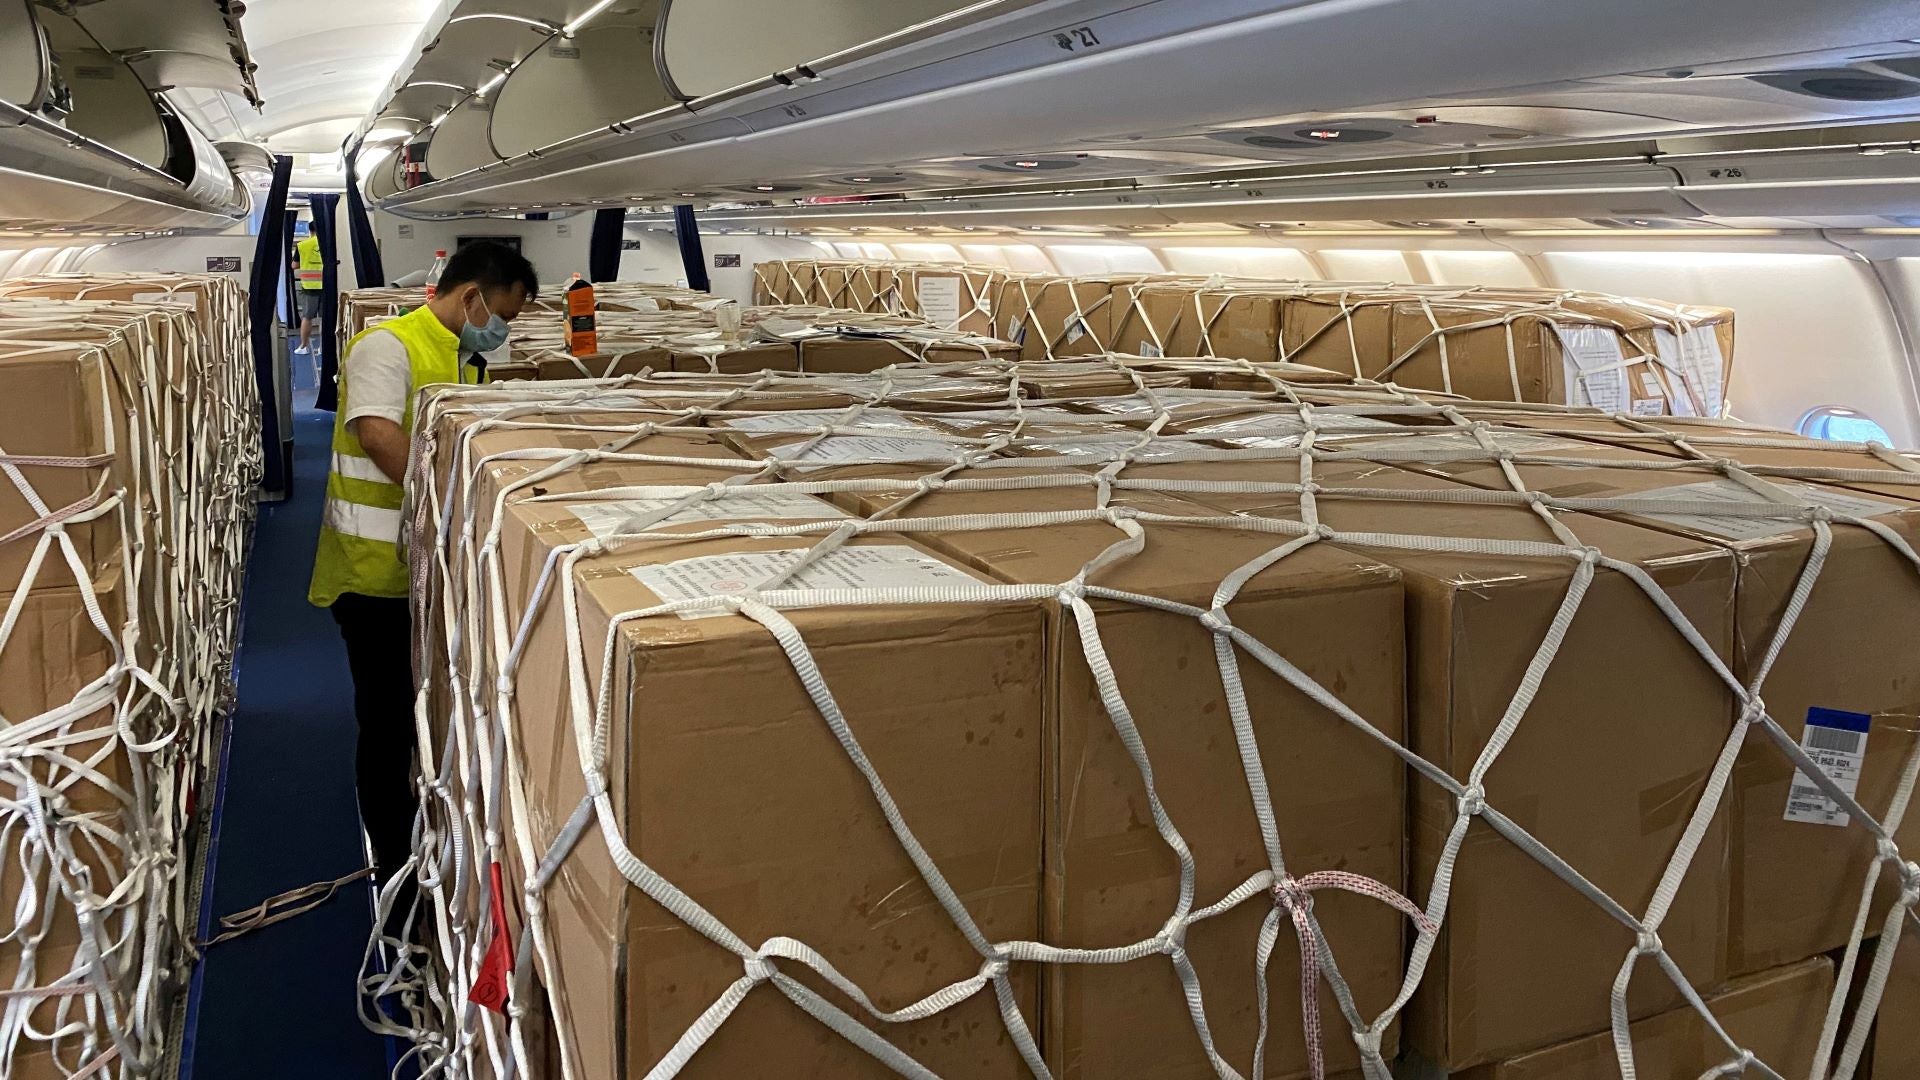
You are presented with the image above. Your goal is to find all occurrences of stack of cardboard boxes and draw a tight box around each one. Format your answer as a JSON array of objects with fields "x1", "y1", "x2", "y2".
[
  {"x1": 754, "y1": 260, "x2": 1737, "y2": 416},
  {"x1": 399, "y1": 352, "x2": 1912, "y2": 1079},
  {"x1": 0, "y1": 274, "x2": 259, "y2": 1079},
  {"x1": 341, "y1": 287, "x2": 1022, "y2": 382}
]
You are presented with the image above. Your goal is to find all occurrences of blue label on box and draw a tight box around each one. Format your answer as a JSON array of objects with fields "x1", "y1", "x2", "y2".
[{"x1": 1806, "y1": 707, "x2": 1872, "y2": 734}]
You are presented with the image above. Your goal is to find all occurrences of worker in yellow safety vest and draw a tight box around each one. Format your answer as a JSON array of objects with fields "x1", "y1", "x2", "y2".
[
  {"x1": 292, "y1": 226, "x2": 326, "y2": 354},
  {"x1": 309, "y1": 240, "x2": 537, "y2": 884}
]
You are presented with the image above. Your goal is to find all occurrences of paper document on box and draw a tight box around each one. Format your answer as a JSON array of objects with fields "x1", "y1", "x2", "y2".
[
  {"x1": 568, "y1": 491, "x2": 849, "y2": 539},
  {"x1": 630, "y1": 545, "x2": 988, "y2": 619},
  {"x1": 1656, "y1": 326, "x2": 1726, "y2": 417},
  {"x1": 917, "y1": 276, "x2": 965, "y2": 329},
  {"x1": 1554, "y1": 325, "x2": 1628, "y2": 412}
]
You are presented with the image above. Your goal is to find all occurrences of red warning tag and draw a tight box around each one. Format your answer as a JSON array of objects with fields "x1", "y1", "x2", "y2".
[{"x1": 469, "y1": 862, "x2": 512, "y2": 1014}]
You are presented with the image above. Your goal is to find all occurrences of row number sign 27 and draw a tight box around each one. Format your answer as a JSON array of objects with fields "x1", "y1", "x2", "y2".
[{"x1": 1052, "y1": 26, "x2": 1102, "y2": 52}]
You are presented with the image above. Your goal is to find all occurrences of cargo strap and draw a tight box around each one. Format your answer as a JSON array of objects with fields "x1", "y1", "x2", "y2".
[{"x1": 0, "y1": 281, "x2": 259, "y2": 1076}]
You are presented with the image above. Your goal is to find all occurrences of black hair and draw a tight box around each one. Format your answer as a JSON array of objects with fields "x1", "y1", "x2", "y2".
[{"x1": 440, "y1": 241, "x2": 539, "y2": 301}]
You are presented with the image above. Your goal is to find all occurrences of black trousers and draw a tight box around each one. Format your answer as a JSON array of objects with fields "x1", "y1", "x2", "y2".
[{"x1": 330, "y1": 592, "x2": 418, "y2": 878}]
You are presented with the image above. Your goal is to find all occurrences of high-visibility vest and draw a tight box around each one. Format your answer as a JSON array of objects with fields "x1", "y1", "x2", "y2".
[
  {"x1": 308, "y1": 305, "x2": 484, "y2": 607},
  {"x1": 296, "y1": 235, "x2": 324, "y2": 290}
]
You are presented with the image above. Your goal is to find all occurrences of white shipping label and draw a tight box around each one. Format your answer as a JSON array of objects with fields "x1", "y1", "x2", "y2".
[
  {"x1": 917, "y1": 276, "x2": 964, "y2": 329},
  {"x1": 1623, "y1": 479, "x2": 1907, "y2": 542},
  {"x1": 1007, "y1": 315, "x2": 1027, "y2": 345},
  {"x1": 568, "y1": 492, "x2": 848, "y2": 539},
  {"x1": 1553, "y1": 326, "x2": 1628, "y2": 413},
  {"x1": 771, "y1": 434, "x2": 956, "y2": 465},
  {"x1": 1064, "y1": 321, "x2": 1088, "y2": 346},
  {"x1": 1136, "y1": 340, "x2": 1164, "y2": 358},
  {"x1": 1784, "y1": 708, "x2": 1871, "y2": 826},
  {"x1": 1630, "y1": 399, "x2": 1666, "y2": 417},
  {"x1": 1656, "y1": 327, "x2": 1726, "y2": 418},
  {"x1": 630, "y1": 545, "x2": 986, "y2": 619}
]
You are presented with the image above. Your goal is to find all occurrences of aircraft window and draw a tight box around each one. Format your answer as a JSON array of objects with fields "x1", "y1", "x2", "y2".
[{"x1": 1798, "y1": 406, "x2": 1893, "y2": 446}]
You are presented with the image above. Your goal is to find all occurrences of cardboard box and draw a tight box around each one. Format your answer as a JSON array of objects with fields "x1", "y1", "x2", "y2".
[
  {"x1": 0, "y1": 561, "x2": 130, "y2": 818},
  {"x1": 0, "y1": 340, "x2": 131, "y2": 588},
  {"x1": 533, "y1": 347, "x2": 674, "y2": 380},
  {"x1": 671, "y1": 341, "x2": 801, "y2": 375},
  {"x1": 1451, "y1": 956, "x2": 1833, "y2": 1079},
  {"x1": 1373, "y1": 423, "x2": 1920, "y2": 981},
  {"x1": 892, "y1": 268, "x2": 1003, "y2": 337},
  {"x1": 433, "y1": 407, "x2": 1050, "y2": 1077},
  {"x1": 843, "y1": 262, "x2": 897, "y2": 313},
  {"x1": 814, "y1": 468, "x2": 1409, "y2": 1080},
  {"x1": 1871, "y1": 932, "x2": 1920, "y2": 1078},
  {"x1": 501, "y1": 526, "x2": 1048, "y2": 1077},
  {"x1": 799, "y1": 334, "x2": 1018, "y2": 374},
  {"x1": 753, "y1": 261, "x2": 798, "y2": 305},
  {"x1": 811, "y1": 262, "x2": 859, "y2": 310},
  {"x1": 995, "y1": 275, "x2": 1143, "y2": 361},
  {"x1": 1384, "y1": 295, "x2": 1734, "y2": 412},
  {"x1": 1162, "y1": 449, "x2": 1737, "y2": 1068},
  {"x1": 1280, "y1": 291, "x2": 1402, "y2": 376}
]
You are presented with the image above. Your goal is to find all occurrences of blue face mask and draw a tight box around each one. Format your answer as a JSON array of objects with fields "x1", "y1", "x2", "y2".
[{"x1": 458, "y1": 294, "x2": 510, "y2": 353}]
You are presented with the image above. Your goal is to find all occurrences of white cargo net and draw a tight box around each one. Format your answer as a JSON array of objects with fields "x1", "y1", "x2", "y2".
[
  {"x1": 0, "y1": 278, "x2": 259, "y2": 1078},
  {"x1": 366, "y1": 355, "x2": 1920, "y2": 1080}
]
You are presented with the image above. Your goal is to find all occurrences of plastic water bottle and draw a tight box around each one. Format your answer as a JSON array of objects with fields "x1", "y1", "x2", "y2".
[{"x1": 425, "y1": 250, "x2": 449, "y2": 301}]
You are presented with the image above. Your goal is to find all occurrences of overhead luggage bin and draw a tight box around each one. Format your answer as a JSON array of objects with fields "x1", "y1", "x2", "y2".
[
  {"x1": 37, "y1": 9, "x2": 171, "y2": 170},
  {"x1": 424, "y1": 94, "x2": 502, "y2": 180},
  {"x1": 656, "y1": 0, "x2": 1000, "y2": 99},
  {"x1": 371, "y1": 0, "x2": 1920, "y2": 218},
  {"x1": 488, "y1": 7, "x2": 676, "y2": 161},
  {"x1": 55, "y1": 0, "x2": 260, "y2": 105},
  {"x1": 365, "y1": 144, "x2": 407, "y2": 202},
  {"x1": 0, "y1": 0, "x2": 49, "y2": 110},
  {"x1": 0, "y1": 2, "x2": 246, "y2": 233}
]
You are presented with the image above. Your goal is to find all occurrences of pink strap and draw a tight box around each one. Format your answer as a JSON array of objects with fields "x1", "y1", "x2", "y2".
[
  {"x1": 1273, "y1": 871, "x2": 1438, "y2": 1079},
  {"x1": 0, "y1": 490, "x2": 103, "y2": 547},
  {"x1": 0, "y1": 452, "x2": 113, "y2": 468}
]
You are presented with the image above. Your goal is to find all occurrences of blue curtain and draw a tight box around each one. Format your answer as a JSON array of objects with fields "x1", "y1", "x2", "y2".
[
  {"x1": 672, "y1": 204, "x2": 710, "y2": 292},
  {"x1": 310, "y1": 193, "x2": 342, "y2": 412},
  {"x1": 247, "y1": 155, "x2": 294, "y2": 497},
  {"x1": 343, "y1": 148, "x2": 386, "y2": 287},
  {"x1": 589, "y1": 207, "x2": 625, "y2": 283}
]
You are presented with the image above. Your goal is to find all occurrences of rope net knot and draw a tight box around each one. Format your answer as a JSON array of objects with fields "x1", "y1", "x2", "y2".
[{"x1": 1272, "y1": 871, "x2": 1436, "y2": 1080}]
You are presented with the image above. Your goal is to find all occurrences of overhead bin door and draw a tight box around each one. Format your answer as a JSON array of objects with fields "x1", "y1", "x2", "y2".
[
  {"x1": 36, "y1": 11, "x2": 170, "y2": 169},
  {"x1": 657, "y1": 0, "x2": 985, "y2": 98},
  {"x1": 489, "y1": 10, "x2": 675, "y2": 159},
  {"x1": 0, "y1": 0, "x2": 50, "y2": 111},
  {"x1": 426, "y1": 94, "x2": 502, "y2": 179}
]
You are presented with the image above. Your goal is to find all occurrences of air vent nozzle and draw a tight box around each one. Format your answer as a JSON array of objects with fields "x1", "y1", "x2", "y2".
[{"x1": 1750, "y1": 69, "x2": 1920, "y2": 101}]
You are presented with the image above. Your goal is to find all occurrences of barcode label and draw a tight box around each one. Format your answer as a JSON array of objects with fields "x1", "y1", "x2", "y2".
[
  {"x1": 1783, "y1": 707, "x2": 1871, "y2": 827},
  {"x1": 1805, "y1": 725, "x2": 1864, "y2": 754}
]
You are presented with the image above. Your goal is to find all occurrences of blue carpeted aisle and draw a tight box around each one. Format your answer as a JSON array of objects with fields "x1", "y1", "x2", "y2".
[{"x1": 184, "y1": 357, "x2": 391, "y2": 1079}]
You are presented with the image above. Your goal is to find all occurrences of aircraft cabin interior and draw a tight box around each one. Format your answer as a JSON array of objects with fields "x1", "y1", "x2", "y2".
[{"x1": 1, "y1": 2, "x2": 1919, "y2": 1079}]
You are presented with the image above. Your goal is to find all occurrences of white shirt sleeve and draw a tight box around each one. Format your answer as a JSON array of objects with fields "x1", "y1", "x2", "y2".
[{"x1": 342, "y1": 329, "x2": 412, "y2": 427}]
